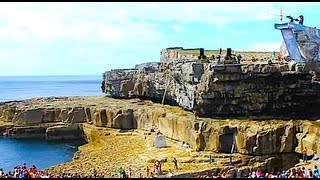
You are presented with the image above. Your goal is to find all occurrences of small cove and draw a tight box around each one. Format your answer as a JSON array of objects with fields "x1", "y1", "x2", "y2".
[{"x1": 0, "y1": 137, "x2": 85, "y2": 173}]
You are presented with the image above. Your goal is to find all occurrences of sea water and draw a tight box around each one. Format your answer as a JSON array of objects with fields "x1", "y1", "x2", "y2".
[
  {"x1": 0, "y1": 75, "x2": 103, "y2": 102},
  {"x1": 0, "y1": 75, "x2": 103, "y2": 172},
  {"x1": 0, "y1": 137, "x2": 86, "y2": 172}
]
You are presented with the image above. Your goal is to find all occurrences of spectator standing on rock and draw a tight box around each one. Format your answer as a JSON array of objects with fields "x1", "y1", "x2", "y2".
[
  {"x1": 209, "y1": 155, "x2": 213, "y2": 163},
  {"x1": 146, "y1": 166, "x2": 150, "y2": 177},
  {"x1": 237, "y1": 54, "x2": 242, "y2": 64},
  {"x1": 118, "y1": 167, "x2": 123, "y2": 178},
  {"x1": 128, "y1": 168, "x2": 133, "y2": 178},
  {"x1": 173, "y1": 158, "x2": 178, "y2": 169},
  {"x1": 154, "y1": 127, "x2": 159, "y2": 135},
  {"x1": 122, "y1": 168, "x2": 127, "y2": 178},
  {"x1": 236, "y1": 168, "x2": 242, "y2": 178},
  {"x1": 194, "y1": 110, "x2": 199, "y2": 120},
  {"x1": 167, "y1": 169, "x2": 173, "y2": 178},
  {"x1": 303, "y1": 147, "x2": 308, "y2": 163},
  {"x1": 159, "y1": 161, "x2": 162, "y2": 173},
  {"x1": 313, "y1": 151, "x2": 319, "y2": 161},
  {"x1": 217, "y1": 54, "x2": 221, "y2": 64},
  {"x1": 301, "y1": 167, "x2": 307, "y2": 178},
  {"x1": 277, "y1": 52, "x2": 282, "y2": 61},
  {"x1": 314, "y1": 166, "x2": 320, "y2": 178},
  {"x1": 154, "y1": 167, "x2": 159, "y2": 176}
]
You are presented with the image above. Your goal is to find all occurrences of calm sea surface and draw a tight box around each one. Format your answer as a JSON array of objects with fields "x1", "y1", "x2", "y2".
[
  {"x1": 0, "y1": 75, "x2": 103, "y2": 102},
  {"x1": 0, "y1": 75, "x2": 103, "y2": 172},
  {"x1": 0, "y1": 137, "x2": 85, "y2": 173}
]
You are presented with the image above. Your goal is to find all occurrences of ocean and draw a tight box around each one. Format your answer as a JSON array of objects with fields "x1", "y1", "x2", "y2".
[
  {"x1": 0, "y1": 75, "x2": 103, "y2": 172},
  {"x1": 0, "y1": 137, "x2": 85, "y2": 173},
  {"x1": 0, "y1": 75, "x2": 103, "y2": 102}
]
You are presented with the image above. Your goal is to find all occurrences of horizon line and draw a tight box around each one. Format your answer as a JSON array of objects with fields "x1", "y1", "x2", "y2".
[{"x1": 0, "y1": 74, "x2": 102, "y2": 77}]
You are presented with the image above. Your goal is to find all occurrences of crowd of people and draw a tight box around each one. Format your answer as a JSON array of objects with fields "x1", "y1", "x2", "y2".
[
  {"x1": 143, "y1": 159, "x2": 169, "y2": 178},
  {"x1": 241, "y1": 165, "x2": 320, "y2": 178},
  {"x1": 2, "y1": 148, "x2": 318, "y2": 178},
  {"x1": 193, "y1": 165, "x2": 320, "y2": 178},
  {"x1": 193, "y1": 147, "x2": 320, "y2": 178},
  {"x1": 0, "y1": 163, "x2": 105, "y2": 178},
  {"x1": 117, "y1": 167, "x2": 140, "y2": 178}
]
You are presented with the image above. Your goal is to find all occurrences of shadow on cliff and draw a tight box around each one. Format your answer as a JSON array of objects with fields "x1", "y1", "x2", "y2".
[
  {"x1": 104, "y1": 95, "x2": 320, "y2": 120},
  {"x1": 135, "y1": 96, "x2": 180, "y2": 107},
  {"x1": 196, "y1": 108, "x2": 320, "y2": 121}
]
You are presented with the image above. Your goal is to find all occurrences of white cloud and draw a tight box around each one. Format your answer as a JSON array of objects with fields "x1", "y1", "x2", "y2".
[
  {"x1": 0, "y1": 2, "x2": 318, "y2": 75},
  {"x1": 172, "y1": 25, "x2": 182, "y2": 32},
  {"x1": 86, "y1": 53, "x2": 143, "y2": 71},
  {"x1": 87, "y1": 59, "x2": 112, "y2": 65},
  {"x1": 0, "y1": 47, "x2": 46, "y2": 75},
  {"x1": 115, "y1": 2, "x2": 275, "y2": 25},
  {"x1": 100, "y1": 27, "x2": 122, "y2": 41},
  {"x1": 245, "y1": 42, "x2": 282, "y2": 52},
  {"x1": 0, "y1": 2, "x2": 316, "y2": 44}
]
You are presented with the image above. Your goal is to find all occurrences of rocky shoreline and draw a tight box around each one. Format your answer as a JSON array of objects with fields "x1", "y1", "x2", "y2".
[
  {"x1": 1, "y1": 96, "x2": 319, "y2": 177},
  {"x1": 1, "y1": 123, "x2": 85, "y2": 140}
]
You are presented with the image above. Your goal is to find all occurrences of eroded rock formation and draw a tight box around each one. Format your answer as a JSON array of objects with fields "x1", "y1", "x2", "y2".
[
  {"x1": 102, "y1": 48, "x2": 320, "y2": 119},
  {"x1": 1, "y1": 96, "x2": 319, "y2": 158}
]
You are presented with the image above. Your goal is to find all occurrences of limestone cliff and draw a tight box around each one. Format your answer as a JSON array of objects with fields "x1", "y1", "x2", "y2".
[
  {"x1": 1, "y1": 96, "x2": 319, "y2": 157},
  {"x1": 102, "y1": 48, "x2": 320, "y2": 119}
]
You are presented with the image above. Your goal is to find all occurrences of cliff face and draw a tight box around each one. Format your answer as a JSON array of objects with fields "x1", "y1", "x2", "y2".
[
  {"x1": 196, "y1": 71, "x2": 320, "y2": 119},
  {"x1": 4, "y1": 97, "x2": 320, "y2": 174},
  {"x1": 102, "y1": 58, "x2": 320, "y2": 119},
  {"x1": 1, "y1": 96, "x2": 320, "y2": 157}
]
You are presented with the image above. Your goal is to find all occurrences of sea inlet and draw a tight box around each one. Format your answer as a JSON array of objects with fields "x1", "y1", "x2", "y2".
[{"x1": 0, "y1": 137, "x2": 85, "y2": 172}]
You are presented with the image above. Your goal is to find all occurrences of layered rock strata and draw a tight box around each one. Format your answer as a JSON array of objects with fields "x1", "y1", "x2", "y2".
[
  {"x1": 1, "y1": 96, "x2": 320, "y2": 174},
  {"x1": 102, "y1": 48, "x2": 320, "y2": 119}
]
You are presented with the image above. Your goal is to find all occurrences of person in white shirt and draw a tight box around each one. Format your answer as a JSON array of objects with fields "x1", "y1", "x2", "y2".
[
  {"x1": 182, "y1": 142, "x2": 190, "y2": 148},
  {"x1": 251, "y1": 171, "x2": 256, "y2": 178},
  {"x1": 167, "y1": 169, "x2": 173, "y2": 178},
  {"x1": 313, "y1": 151, "x2": 319, "y2": 160}
]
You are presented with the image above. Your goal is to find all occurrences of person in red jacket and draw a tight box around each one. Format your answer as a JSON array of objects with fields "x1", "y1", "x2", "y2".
[
  {"x1": 303, "y1": 147, "x2": 308, "y2": 163},
  {"x1": 194, "y1": 110, "x2": 199, "y2": 120}
]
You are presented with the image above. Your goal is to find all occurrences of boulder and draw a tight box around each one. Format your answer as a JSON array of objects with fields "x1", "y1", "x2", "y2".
[
  {"x1": 67, "y1": 107, "x2": 86, "y2": 123},
  {"x1": 92, "y1": 109, "x2": 107, "y2": 127},
  {"x1": 194, "y1": 131, "x2": 205, "y2": 152},
  {"x1": 0, "y1": 124, "x2": 13, "y2": 135},
  {"x1": 84, "y1": 107, "x2": 92, "y2": 123},
  {"x1": 154, "y1": 134, "x2": 167, "y2": 148},
  {"x1": 45, "y1": 124, "x2": 84, "y2": 140},
  {"x1": 56, "y1": 108, "x2": 70, "y2": 122},
  {"x1": 42, "y1": 108, "x2": 55, "y2": 123},
  {"x1": 112, "y1": 109, "x2": 136, "y2": 130},
  {"x1": 7, "y1": 126, "x2": 47, "y2": 139},
  {"x1": 1, "y1": 107, "x2": 16, "y2": 122},
  {"x1": 12, "y1": 108, "x2": 44, "y2": 125}
]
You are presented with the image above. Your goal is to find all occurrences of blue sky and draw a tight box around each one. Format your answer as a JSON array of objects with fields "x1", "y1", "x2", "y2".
[{"x1": 0, "y1": 2, "x2": 319, "y2": 76}]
